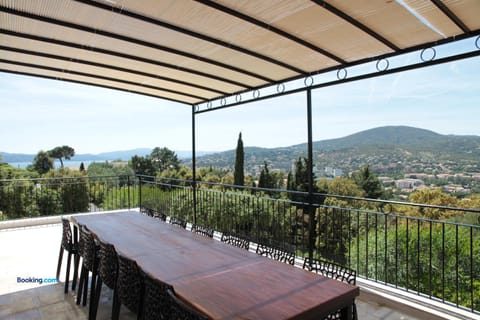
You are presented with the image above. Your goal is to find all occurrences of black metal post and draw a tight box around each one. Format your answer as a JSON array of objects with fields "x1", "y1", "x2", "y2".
[
  {"x1": 127, "y1": 175, "x2": 131, "y2": 210},
  {"x1": 192, "y1": 105, "x2": 197, "y2": 225},
  {"x1": 307, "y1": 89, "x2": 315, "y2": 263},
  {"x1": 138, "y1": 175, "x2": 142, "y2": 211}
]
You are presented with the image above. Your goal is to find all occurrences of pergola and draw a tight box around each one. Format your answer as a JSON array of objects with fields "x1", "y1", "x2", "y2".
[{"x1": 1, "y1": 0, "x2": 480, "y2": 224}]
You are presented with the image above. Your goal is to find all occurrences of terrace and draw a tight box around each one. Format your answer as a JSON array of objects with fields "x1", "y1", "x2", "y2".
[
  {"x1": 0, "y1": 175, "x2": 479, "y2": 319},
  {"x1": 1, "y1": 0, "x2": 480, "y2": 319}
]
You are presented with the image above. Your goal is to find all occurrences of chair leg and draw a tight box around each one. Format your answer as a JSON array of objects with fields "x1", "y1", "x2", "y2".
[
  {"x1": 90, "y1": 270, "x2": 97, "y2": 306},
  {"x1": 72, "y1": 253, "x2": 80, "y2": 291},
  {"x1": 112, "y1": 291, "x2": 121, "y2": 320},
  {"x1": 56, "y1": 245, "x2": 63, "y2": 281},
  {"x1": 112, "y1": 288, "x2": 119, "y2": 320},
  {"x1": 64, "y1": 251, "x2": 72, "y2": 294},
  {"x1": 82, "y1": 271, "x2": 88, "y2": 306},
  {"x1": 77, "y1": 267, "x2": 85, "y2": 305},
  {"x1": 90, "y1": 277, "x2": 102, "y2": 320}
]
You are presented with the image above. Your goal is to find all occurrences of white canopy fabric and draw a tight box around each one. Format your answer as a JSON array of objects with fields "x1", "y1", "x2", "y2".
[{"x1": 1, "y1": 0, "x2": 479, "y2": 105}]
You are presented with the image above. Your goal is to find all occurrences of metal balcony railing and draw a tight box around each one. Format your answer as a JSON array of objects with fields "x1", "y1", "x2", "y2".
[
  {"x1": 1, "y1": 174, "x2": 479, "y2": 315},
  {"x1": 137, "y1": 175, "x2": 480, "y2": 316},
  {"x1": 0, "y1": 175, "x2": 137, "y2": 219}
]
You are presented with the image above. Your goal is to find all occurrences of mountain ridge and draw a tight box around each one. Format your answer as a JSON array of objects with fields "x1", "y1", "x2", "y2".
[
  {"x1": 0, "y1": 148, "x2": 213, "y2": 163},
  {"x1": 3, "y1": 126, "x2": 480, "y2": 175},
  {"x1": 189, "y1": 126, "x2": 480, "y2": 173}
]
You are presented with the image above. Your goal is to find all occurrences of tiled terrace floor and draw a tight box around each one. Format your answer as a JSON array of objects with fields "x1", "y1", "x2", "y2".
[{"x1": 0, "y1": 222, "x2": 469, "y2": 320}]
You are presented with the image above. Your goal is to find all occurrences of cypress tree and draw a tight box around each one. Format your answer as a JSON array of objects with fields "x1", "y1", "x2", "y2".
[
  {"x1": 233, "y1": 132, "x2": 244, "y2": 186},
  {"x1": 258, "y1": 161, "x2": 274, "y2": 189}
]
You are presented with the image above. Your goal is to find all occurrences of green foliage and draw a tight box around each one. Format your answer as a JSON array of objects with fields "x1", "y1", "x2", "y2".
[
  {"x1": 150, "y1": 147, "x2": 180, "y2": 172},
  {"x1": 0, "y1": 163, "x2": 37, "y2": 180},
  {"x1": 352, "y1": 165, "x2": 384, "y2": 199},
  {"x1": 48, "y1": 145, "x2": 75, "y2": 168},
  {"x1": 100, "y1": 185, "x2": 138, "y2": 210},
  {"x1": 0, "y1": 180, "x2": 36, "y2": 219},
  {"x1": 407, "y1": 189, "x2": 459, "y2": 219},
  {"x1": 350, "y1": 219, "x2": 480, "y2": 311},
  {"x1": 44, "y1": 170, "x2": 89, "y2": 214},
  {"x1": 258, "y1": 161, "x2": 274, "y2": 189},
  {"x1": 158, "y1": 165, "x2": 193, "y2": 181},
  {"x1": 130, "y1": 147, "x2": 179, "y2": 176},
  {"x1": 87, "y1": 161, "x2": 134, "y2": 177},
  {"x1": 31, "y1": 150, "x2": 54, "y2": 174},
  {"x1": 233, "y1": 132, "x2": 244, "y2": 186},
  {"x1": 130, "y1": 155, "x2": 156, "y2": 176}
]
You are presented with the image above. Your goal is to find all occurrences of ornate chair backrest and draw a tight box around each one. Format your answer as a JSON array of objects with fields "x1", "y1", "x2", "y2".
[
  {"x1": 303, "y1": 258, "x2": 356, "y2": 285},
  {"x1": 221, "y1": 234, "x2": 250, "y2": 251},
  {"x1": 256, "y1": 243, "x2": 295, "y2": 265},
  {"x1": 191, "y1": 224, "x2": 214, "y2": 238}
]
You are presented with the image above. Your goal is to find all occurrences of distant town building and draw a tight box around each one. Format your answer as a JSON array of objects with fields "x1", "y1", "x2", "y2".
[
  {"x1": 324, "y1": 167, "x2": 343, "y2": 177},
  {"x1": 395, "y1": 179, "x2": 425, "y2": 189}
]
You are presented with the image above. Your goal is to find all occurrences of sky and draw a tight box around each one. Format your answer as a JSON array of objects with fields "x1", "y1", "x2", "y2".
[{"x1": 1, "y1": 37, "x2": 479, "y2": 155}]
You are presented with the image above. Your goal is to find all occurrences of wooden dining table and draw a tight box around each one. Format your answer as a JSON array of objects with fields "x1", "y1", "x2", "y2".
[{"x1": 72, "y1": 211, "x2": 359, "y2": 320}]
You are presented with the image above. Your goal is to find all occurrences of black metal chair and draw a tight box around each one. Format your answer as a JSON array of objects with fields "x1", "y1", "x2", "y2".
[
  {"x1": 220, "y1": 233, "x2": 250, "y2": 251},
  {"x1": 56, "y1": 218, "x2": 79, "y2": 293},
  {"x1": 152, "y1": 211, "x2": 167, "y2": 221},
  {"x1": 77, "y1": 225, "x2": 100, "y2": 310},
  {"x1": 303, "y1": 258, "x2": 357, "y2": 320},
  {"x1": 255, "y1": 243, "x2": 295, "y2": 265},
  {"x1": 141, "y1": 207, "x2": 167, "y2": 221},
  {"x1": 191, "y1": 224, "x2": 214, "y2": 238},
  {"x1": 91, "y1": 241, "x2": 119, "y2": 320},
  {"x1": 169, "y1": 216, "x2": 187, "y2": 229},
  {"x1": 143, "y1": 273, "x2": 208, "y2": 320},
  {"x1": 114, "y1": 254, "x2": 144, "y2": 320}
]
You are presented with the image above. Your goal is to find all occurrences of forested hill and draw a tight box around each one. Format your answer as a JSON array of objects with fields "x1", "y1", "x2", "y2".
[{"x1": 188, "y1": 126, "x2": 480, "y2": 174}]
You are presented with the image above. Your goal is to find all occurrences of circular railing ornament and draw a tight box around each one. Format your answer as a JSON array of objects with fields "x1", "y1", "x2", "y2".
[
  {"x1": 376, "y1": 58, "x2": 389, "y2": 72},
  {"x1": 235, "y1": 94, "x2": 242, "y2": 103},
  {"x1": 420, "y1": 47, "x2": 436, "y2": 62},
  {"x1": 252, "y1": 89, "x2": 260, "y2": 99},
  {"x1": 476, "y1": 36, "x2": 480, "y2": 50},
  {"x1": 207, "y1": 101, "x2": 212, "y2": 110},
  {"x1": 276, "y1": 83, "x2": 285, "y2": 93},
  {"x1": 304, "y1": 76, "x2": 314, "y2": 87},
  {"x1": 336, "y1": 68, "x2": 347, "y2": 80},
  {"x1": 220, "y1": 98, "x2": 227, "y2": 106}
]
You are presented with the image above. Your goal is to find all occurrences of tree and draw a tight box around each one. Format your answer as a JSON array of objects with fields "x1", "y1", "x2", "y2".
[
  {"x1": 48, "y1": 145, "x2": 75, "y2": 169},
  {"x1": 352, "y1": 165, "x2": 384, "y2": 199},
  {"x1": 258, "y1": 161, "x2": 274, "y2": 189},
  {"x1": 408, "y1": 188, "x2": 458, "y2": 219},
  {"x1": 150, "y1": 147, "x2": 180, "y2": 172},
  {"x1": 31, "y1": 151, "x2": 54, "y2": 174},
  {"x1": 233, "y1": 132, "x2": 244, "y2": 186},
  {"x1": 290, "y1": 157, "x2": 317, "y2": 193},
  {"x1": 79, "y1": 162, "x2": 85, "y2": 172},
  {"x1": 130, "y1": 155, "x2": 156, "y2": 176}
]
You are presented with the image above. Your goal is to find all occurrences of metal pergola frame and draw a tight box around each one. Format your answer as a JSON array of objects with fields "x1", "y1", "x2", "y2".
[
  {"x1": 189, "y1": 36, "x2": 480, "y2": 264},
  {"x1": 2, "y1": 0, "x2": 480, "y2": 253}
]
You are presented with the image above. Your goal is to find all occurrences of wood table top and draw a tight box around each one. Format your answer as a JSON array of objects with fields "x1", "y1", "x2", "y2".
[{"x1": 73, "y1": 211, "x2": 359, "y2": 320}]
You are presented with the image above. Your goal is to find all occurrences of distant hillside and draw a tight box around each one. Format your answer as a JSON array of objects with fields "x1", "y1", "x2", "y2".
[
  {"x1": 1, "y1": 148, "x2": 208, "y2": 163},
  {"x1": 187, "y1": 126, "x2": 480, "y2": 175}
]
